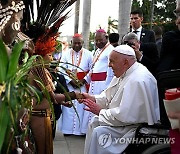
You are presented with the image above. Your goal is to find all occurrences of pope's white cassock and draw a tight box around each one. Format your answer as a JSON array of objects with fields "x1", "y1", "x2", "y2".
[
  {"x1": 58, "y1": 48, "x2": 93, "y2": 135},
  {"x1": 82, "y1": 43, "x2": 114, "y2": 133},
  {"x1": 84, "y1": 62, "x2": 160, "y2": 154}
]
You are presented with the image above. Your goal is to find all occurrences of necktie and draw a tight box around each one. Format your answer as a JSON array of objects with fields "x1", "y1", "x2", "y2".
[{"x1": 133, "y1": 30, "x2": 139, "y2": 34}]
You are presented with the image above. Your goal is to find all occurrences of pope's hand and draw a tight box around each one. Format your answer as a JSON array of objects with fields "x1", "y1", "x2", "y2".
[{"x1": 82, "y1": 99, "x2": 101, "y2": 115}]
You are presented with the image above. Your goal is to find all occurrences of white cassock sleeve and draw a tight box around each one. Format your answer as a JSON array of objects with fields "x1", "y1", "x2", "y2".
[{"x1": 95, "y1": 79, "x2": 160, "y2": 126}]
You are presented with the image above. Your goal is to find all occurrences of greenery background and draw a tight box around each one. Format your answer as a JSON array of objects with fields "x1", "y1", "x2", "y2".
[{"x1": 88, "y1": 0, "x2": 177, "y2": 51}]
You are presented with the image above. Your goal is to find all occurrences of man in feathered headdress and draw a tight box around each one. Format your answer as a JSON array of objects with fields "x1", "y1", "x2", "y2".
[{"x1": 19, "y1": 0, "x2": 78, "y2": 153}]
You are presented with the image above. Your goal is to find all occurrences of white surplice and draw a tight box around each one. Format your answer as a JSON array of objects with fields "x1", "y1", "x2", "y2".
[
  {"x1": 57, "y1": 48, "x2": 93, "y2": 135},
  {"x1": 82, "y1": 43, "x2": 114, "y2": 133},
  {"x1": 84, "y1": 62, "x2": 160, "y2": 154}
]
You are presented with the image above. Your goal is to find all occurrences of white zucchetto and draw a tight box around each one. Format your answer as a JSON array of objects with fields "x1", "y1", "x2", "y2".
[{"x1": 114, "y1": 45, "x2": 135, "y2": 56}]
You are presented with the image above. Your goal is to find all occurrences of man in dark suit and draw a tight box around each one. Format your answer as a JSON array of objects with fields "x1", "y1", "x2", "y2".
[
  {"x1": 157, "y1": 7, "x2": 180, "y2": 72},
  {"x1": 155, "y1": 2, "x2": 180, "y2": 131},
  {"x1": 122, "y1": 32, "x2": 159, "y2": 77},
  {"x1": 130, "y1": 10, "x2": 155, "y2": 43}
]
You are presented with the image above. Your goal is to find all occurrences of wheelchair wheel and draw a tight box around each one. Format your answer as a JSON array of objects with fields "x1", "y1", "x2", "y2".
[{"x1": 142, "y1": 144, "x2": 170, "y2": 154}]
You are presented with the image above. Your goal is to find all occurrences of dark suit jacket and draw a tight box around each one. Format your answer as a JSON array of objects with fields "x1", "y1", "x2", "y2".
[
  {"x1": 156, "y1": 31, "x2": 180, "y2": 128},
  {"x1": 139, "y1": 42, "x2": 159, "y2": 76},
  {"x1": 157, "y1": 30, "x2": 180, "y2": 72},
  {"x1": 140, "y1": 28, "x2": 156, "y2": 43}
]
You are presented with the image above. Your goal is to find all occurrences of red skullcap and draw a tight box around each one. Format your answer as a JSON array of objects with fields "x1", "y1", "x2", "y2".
[
  {"x1": 73, "y1": 33, "x2": 82, "y2": 38},
  {"x1": 96, "y1": 29, "x2": 106, "y2": 34}
]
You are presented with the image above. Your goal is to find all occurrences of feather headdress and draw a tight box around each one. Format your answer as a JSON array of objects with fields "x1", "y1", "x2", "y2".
[
  {"x1": 21, "y1": 0, "x2": 77, "y2": 56},
  {"x1": 20, "y1": 0, "x2": 77, "y2": 104}
]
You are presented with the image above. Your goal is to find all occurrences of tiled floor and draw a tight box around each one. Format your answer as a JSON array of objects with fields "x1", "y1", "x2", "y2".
[{"x1": 53, "y1": 130, "x2": 85, "y2": 154}]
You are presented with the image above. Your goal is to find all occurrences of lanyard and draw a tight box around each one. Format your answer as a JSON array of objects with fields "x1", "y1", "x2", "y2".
[
  {"x1": 92, "y1": 43, "x2": 110, "y2": 69},
  {"x1": 71, "y1": 49, "x2": 83, "y2": 67}
]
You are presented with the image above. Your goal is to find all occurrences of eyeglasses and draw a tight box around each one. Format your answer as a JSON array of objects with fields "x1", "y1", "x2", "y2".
[{"x1": 173, "y1": 9, "x2": 180, "y2": 17}]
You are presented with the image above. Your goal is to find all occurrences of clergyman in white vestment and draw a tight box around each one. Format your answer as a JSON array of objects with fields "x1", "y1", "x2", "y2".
[
  {"x1": 82, "y1": 29, "x2": 114, "y2": 133},
  {"x1": 58, "y1": 34, "x2": 93, "y2": 135}
]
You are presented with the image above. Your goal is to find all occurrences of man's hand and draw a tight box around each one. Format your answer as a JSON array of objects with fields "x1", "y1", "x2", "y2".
[
  {"x1": 75, "y1": 92, "x2": 85, "y2": 99},
  {"x1": 82, "y1": 99, "x2": 101, "y2": 115},
  {"x1": 77, "y1": 92, "x2": 96, "y2": 103},
  {"x1": 55, "y1": 93, "x2": 65, "y2": 104},
  {"x1": 131, "y1": 44, "x2": 143, "y2": 61}
]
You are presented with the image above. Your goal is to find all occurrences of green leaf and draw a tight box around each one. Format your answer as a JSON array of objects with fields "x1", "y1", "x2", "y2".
[
  {"x1": 14, "y1": 55, "x2": 39, "y2": 85},
  {"x1": 0, "y1": 100, "x2": 10, "y2": 151},
  {"x1": 26, "y1": 83, "x2": 42, "y2": 103},
  {"x1": 0, "y1": 40, "x2": 9, "y2": 83},
  {"x1": 6, "y1": 41, "x2": 24, "y2": 80},
  {"x1": 23, "y1": 52, "x2": 29, "y2": 63}
]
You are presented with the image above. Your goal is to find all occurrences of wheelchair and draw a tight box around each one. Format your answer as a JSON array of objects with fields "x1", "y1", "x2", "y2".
[
  {"x1": 123, "y1": 70, "x2": 180, "y2": 154},
  {"x1": 123, "y1": 123, "x2": 171, "y2": 154}
]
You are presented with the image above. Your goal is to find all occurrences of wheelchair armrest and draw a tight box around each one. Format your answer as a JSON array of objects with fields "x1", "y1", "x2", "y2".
[{"x1": 135, "y1": 123, "x2": 169, "y2": 138}]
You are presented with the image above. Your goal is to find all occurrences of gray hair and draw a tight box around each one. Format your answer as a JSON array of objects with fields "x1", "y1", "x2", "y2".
[{"x1": 122, "y1": 32, "x2": 138, "y2": 43}]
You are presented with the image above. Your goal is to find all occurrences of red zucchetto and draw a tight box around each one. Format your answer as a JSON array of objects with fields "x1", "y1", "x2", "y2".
[{"x1": 73, "y1": 33, "x2": 82, "y2": 38}]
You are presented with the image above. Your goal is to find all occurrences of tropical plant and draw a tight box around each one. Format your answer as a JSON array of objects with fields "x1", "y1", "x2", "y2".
[
  {"x1": 107, "y1": 16, "x2": 118, "y2": 34},
  {"x1": 0, "y1": 40, "x2": 49, "y2": 153},
  {"x1": 132, "y1": 0, "x2": 177, "y2": 32},
  {"x1": 0, "y1": 39, "x2": 82, "y2": 153},
  {"x1": 88, "y1": 32, "x2": 96, "y2": 51}
]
